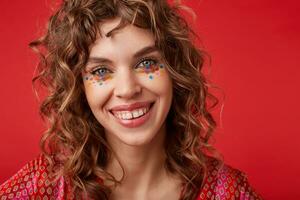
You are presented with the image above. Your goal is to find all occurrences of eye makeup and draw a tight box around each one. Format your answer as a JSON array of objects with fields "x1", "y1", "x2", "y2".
[
  {"x1": 83, "y1": 68, "x2": 112, "y2": 86},
  {"x1": 135, "y1": 58, "x2": 165, "y2": 80},
  {"x1": 82, "y1": 58, "x2": 166, "y2": 86}
]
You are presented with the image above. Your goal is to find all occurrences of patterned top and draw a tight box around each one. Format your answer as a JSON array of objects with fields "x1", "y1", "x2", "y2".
[{"x1": 0, "y1": 154, "x2": 262, "y2": 200}]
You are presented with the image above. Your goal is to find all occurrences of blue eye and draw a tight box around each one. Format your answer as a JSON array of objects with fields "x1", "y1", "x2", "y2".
[
  {"x1": 91, "y1": 67, "x2": 111, "y2": 77},
  {"x1": 136, "y1": 58, "x2": 157, "y2": 69}
]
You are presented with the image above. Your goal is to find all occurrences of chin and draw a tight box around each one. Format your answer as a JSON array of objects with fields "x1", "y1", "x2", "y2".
[{"x1": 104, "y1": 122, "x2": 166, "y2": 148}]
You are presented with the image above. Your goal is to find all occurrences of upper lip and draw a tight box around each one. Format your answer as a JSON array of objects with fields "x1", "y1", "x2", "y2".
[{"x1": 109, "y1": 101, "x2": 153, "y2": 112}]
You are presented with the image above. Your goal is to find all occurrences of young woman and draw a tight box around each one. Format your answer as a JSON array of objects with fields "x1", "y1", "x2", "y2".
[{"x1": 0, "y1": 0, "x2": 262, "y2": 199}]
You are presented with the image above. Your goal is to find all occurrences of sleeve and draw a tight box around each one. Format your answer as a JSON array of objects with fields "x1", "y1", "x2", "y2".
[
  {"x1": 0, "y1": 154, "x2": 72, "y2": 200},
  {"x1": 198, "y1": 158, "x2": 263, "y2": 200},
  {"x1": 213, "y1": 165, "x2": 263, "y2": 200}
]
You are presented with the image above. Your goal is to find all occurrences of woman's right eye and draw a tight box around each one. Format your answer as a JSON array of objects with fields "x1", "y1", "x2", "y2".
[{"x1": 91, "y1": 67, "x2": 111, "y2": 77}]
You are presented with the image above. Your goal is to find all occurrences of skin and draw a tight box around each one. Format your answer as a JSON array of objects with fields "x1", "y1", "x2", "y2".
[{"x1": 82, "y1": 18, "x2": 182, "y2": 199}]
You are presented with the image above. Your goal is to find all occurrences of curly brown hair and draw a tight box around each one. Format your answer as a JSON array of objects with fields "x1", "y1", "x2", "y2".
[{"x1": 30, "y1": 0, "x2": 219, "y2": 199}]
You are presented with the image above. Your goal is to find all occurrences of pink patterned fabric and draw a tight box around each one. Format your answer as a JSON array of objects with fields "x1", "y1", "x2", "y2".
[
  {"x1": 197, "y1": 157, "x2": 262, "y2": 200},
  {"x1": 0, "y1": 154, "x2": 262, "y2": 199}
]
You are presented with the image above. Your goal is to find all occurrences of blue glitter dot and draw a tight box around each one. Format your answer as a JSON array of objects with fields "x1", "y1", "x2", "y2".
[
  {"x1": 149, "y1": 75, "x2": 153, "y2": 80},
  {"x1": 159, "y1": 64, "x2": 164, "y2": 68}
]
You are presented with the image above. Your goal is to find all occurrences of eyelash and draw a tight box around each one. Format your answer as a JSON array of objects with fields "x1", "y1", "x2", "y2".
[
  {"x1": 135, "y1": 57, "x2": 158, "y2": 69},
  {"x1": 91, "y1": 67, "x2": 111, "y2": 76},
  {"x1": 90, "y1": 57, "x2": 158, "y2": 76}
]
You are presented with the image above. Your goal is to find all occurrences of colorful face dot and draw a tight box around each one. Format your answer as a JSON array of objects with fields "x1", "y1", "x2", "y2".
[
  {"x1": 83, "y1": 70, "x2": 112, "y2": 86},
  {"x1": 136, "y1": 60, "x2": 159, "y2": 74},
  {"x1": 159, "y1": 64, "x2": 165, "y2": 75},
  {"x1": 136, "y1": 62, "x2": 166, "y2": 80}
]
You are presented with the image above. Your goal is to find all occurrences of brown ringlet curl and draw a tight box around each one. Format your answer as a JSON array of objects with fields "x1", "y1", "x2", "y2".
[{"x1": 30, "y1": 0, "x2": 219, "y2": 199}]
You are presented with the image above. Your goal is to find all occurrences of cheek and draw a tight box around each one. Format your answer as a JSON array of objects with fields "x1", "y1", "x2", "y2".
[
  {"x1": 139, "y1": 65, "x2": 172, "y2": 93},
  {"x1": 83, "y1": 79, "x2": 111, "y2": 110}
]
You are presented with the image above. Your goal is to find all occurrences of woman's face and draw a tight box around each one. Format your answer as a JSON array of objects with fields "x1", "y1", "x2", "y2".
[{"x1": 82, "y1": 18, "x2": 173, "y2": 146}]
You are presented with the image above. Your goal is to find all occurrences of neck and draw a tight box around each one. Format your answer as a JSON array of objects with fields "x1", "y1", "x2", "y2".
[
  {"x1": 104, "y1": 125, "x2": 183, "y2": 199},
  {"x1": 105, "y1": 125, "x2": 168, "y2": 190}
]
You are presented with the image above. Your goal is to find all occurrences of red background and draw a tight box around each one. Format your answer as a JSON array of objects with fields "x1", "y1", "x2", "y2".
[{"x1": 0, "y1": 0, "x2": 299, "y2": 199}]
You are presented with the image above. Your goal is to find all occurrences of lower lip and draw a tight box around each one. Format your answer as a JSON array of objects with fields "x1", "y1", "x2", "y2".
[{"x1": 112, "y1": 106, "x2": 153, "y2": 128}]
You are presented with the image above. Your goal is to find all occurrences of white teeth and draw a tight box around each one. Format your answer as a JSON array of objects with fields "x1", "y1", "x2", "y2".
[
  {"x1": 138, "y1": 109, "x2": 143, "y2": 116},
  {"x1": 132, "y1": 110, "x2": 139, "y2": 118},
  {"x1": 113, "y1": 107, "x2": 150, "y2": 120},
  {"x1": 126, "y1": 112, "x2": 132, "y2": 119}
]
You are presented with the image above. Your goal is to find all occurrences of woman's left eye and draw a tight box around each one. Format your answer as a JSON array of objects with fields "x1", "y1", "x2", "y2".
[{"x1": 136, "y1": 58, "x2": 157, "y2": 69}]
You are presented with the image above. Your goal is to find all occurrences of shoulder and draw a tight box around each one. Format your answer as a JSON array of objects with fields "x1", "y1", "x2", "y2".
[
  {"x1": 0, "y1": 154, "x2": 73, "y2": 199},
  {"x1": 197, "y1": 156, "x2": 263, "y2": 200}
]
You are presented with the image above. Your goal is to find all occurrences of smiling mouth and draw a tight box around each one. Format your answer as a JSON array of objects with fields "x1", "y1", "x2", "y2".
[{"x1": 110, "y1": 103, "x2": 154, "y2": 120}]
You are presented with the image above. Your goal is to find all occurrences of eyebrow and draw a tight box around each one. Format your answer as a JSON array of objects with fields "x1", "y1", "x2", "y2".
[{"x1": 87, "y1": 45, "x2": 159, "y2": 64}]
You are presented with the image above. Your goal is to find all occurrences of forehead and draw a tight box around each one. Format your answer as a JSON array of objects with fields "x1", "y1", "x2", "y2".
[
  {"x1": 89, "y1": 18, "x2": 156, "y2": 58},
  {"x1": 99, "y1": 18, "x2": 123, "y2": 37}
]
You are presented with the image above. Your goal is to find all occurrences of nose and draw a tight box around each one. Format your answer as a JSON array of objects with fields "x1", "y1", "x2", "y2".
[{"x1": 114, "y1": 70, "x2": 141, "y2": 99}]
